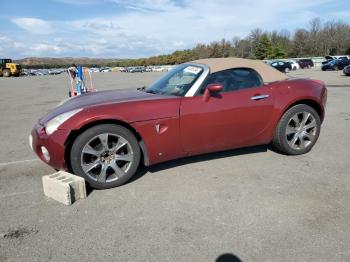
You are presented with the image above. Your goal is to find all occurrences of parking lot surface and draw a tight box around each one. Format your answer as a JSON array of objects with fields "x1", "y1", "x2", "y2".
[{"x1": 0, "y1": 69, "x2": 349, "y2": 261}]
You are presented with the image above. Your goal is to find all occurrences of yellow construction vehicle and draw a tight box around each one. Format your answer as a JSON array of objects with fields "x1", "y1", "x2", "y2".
[{"x1": 0, "y1": 59, "x2": 21, "y2": 77}]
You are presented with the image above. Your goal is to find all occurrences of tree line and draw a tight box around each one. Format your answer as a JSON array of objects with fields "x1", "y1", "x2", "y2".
[{"x1": 20, "y1": 18, "x2": 350, "y2": 68}]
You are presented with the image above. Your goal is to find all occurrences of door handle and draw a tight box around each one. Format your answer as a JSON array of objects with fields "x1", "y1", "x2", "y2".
[{"x1": 251, "y1": 94, "x2": 269, "y2": 100}]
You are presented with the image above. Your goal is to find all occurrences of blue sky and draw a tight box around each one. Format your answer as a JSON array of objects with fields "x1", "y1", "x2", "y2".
[{"x1": 1, "y1": 0, "x2": 349, "y2": 59}]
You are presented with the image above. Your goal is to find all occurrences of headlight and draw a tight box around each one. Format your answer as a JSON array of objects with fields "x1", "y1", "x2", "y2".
[{"x1": 45, "y1": 108, "x2": 82, "y2": 135}]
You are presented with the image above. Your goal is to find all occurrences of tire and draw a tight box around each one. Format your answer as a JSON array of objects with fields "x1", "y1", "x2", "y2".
[
  {"x1": 285, "y1": 67, "x2": 290, "y2": 73},
  {"x1": 272, "y1": 104, "x2": 321, "y2": 155},
  {"x1": 70, "y1": 124, "x2": 141, "y2": 189},
  {"x1": 3, "y1": 69, "x2": 11, "y2": 77}
]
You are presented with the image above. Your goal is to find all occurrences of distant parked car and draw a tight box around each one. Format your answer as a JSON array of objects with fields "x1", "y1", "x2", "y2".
[
  {"x1": 321, "y1": 56, "x2": 335, "y2": 65},
  {"x1": 48, "y1": 69, "x2": 63, "y2": 75},
  {"x1": 21, "y1": 69, "x2": 29, "y2": 76},
  {"x1": 270, "y1": 61, "x2": 292, "y2": 73},
  {"x1": 34, "y1": 69, "x2": 49, "y2": 76},
  {"x1": 100, "y1": 67, "x2": 112, "y2": 73},
  {"x1": 321, "y1": 56, "x2": 349, "y2": 65},
  {"x1": 321, "y1": 59, "x2": 350, "y2": 71},
  {"x1": 289, "y1": 61, "x2": 300, "y2": 70},
  {"x1": 343, "y1": 65, "x2": 350, "y2": 76},
  {"x1": 332, "y1": 55, "x2": 350, "y2": 60},
  {"x1": 152, "y1": 66, "x2": 164, "y2": 72},
  {"x1": 90, "y1": 68, "x2": 100, "y2": 73},
  {"x1": 128, "y1": 66, "x2": 145, "y2": 73},
  {"x1": 297, "y1": 59, "x2": 314, "y2": 69}
]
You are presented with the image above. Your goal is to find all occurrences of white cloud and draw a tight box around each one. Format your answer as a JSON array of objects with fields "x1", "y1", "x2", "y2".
[
  {"x1": 111, "y1": 0, "x2": 179, "y2": 11},
  {"x1": 32, "y1": 43, "x2": 62, "y2": 53},
  {"x1": 0, "y1": 34, "x2": 27, "y2": 56},
  {"x1": 11, "y1": 18, "x2": 53, "y2": 34},
  {"x1": 53, "y1": 0, "x2": 103, "y2": 5},
  {"x1": 7, "y1": 0, "x2": 347, "y2": 58},
  {"x1": 330, "y1": 10, "x2": 350, "y2": 19}
]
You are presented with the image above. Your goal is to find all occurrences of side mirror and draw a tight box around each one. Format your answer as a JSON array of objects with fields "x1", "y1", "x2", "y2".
[{"x1": 203, "y1": 83, "x2": 223, "y2": 102}]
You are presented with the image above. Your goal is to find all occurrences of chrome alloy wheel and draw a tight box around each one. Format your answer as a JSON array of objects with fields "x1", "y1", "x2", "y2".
[
  {"x1": 80, "y1": 133, "x2": 133, "y2": 183},
  {"x1": 285, "y1": 111, "x2": 317, "y2": 150}
]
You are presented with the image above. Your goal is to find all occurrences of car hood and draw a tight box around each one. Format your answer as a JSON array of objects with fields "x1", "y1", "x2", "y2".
[{"x1": 39, "y1": 89, "x2": 166, "y2": 124}]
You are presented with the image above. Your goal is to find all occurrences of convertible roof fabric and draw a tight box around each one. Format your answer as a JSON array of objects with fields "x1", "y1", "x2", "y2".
[{"x1": 192, "y1": 58, "x2": 288, "y2": 83}]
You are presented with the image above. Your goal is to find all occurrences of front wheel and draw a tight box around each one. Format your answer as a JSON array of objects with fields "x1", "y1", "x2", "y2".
[
  {"x1": 272, "y1": 104, "x2": 321, "y2": 155},
  {"x1": 3, "y1": 69, "x2": 11, "y2": 77},
  {"x1": 70, "y1": 124, "x2": 141, "y2": 189}
]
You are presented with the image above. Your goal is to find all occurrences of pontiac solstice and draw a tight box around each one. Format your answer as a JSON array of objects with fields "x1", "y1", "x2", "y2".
[{"x1": 30, "y1": 58, "x2": 327, "y2": 189}]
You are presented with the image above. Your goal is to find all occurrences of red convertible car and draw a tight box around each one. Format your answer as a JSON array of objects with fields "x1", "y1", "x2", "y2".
[{"x1": 30, "y1": 58, "x2": 327, "y2": 189}]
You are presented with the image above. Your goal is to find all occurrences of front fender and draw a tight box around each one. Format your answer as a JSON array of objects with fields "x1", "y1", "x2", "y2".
[{"x1": 60, "y1": 98, "x2": 181, "y2": 130}]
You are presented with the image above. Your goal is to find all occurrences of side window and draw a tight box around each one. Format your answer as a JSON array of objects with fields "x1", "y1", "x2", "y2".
[{"x1": 199, "y1": 68, "x2": 263, "y2": 94}]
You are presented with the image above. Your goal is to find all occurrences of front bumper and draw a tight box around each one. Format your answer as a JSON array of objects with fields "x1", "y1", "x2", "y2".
[{"x1": 30, "y1": 123, "x2": 71, "y2": 170}]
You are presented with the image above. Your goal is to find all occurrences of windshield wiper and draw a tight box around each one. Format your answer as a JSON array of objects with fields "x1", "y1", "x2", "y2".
[{"x1": 145, "y1": 89, "x2": 159, "y2": 94}]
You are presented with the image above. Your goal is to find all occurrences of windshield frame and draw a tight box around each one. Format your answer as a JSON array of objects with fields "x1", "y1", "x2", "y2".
[{"x1": 145, "y1": 63, "x2": 210, "y2": 97}]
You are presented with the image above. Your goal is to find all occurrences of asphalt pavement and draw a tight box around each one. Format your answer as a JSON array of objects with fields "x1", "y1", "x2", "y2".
[{"x1": 0, "y1": 69, "x2": 349, "y2": 262}]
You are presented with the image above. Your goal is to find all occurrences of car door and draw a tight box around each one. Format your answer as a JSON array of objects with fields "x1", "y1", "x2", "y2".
[{"x1": 179, "y1": 68, "x2": 275, "y2": 155}]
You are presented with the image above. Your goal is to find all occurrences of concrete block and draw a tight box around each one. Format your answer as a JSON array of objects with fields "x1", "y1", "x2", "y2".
[{"x1": 42, "y1": 171, "x2": 87, "y2": 205}]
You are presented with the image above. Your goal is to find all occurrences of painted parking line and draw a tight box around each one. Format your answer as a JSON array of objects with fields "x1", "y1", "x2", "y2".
[
  {"x1": 0, "y1": 190, "x2": 38, "y2": 199},
  {"x1": 0, "y1": 159, "x2": 38, "y2": 167}
]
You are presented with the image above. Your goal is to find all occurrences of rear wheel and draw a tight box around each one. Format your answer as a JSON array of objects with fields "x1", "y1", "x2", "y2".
[
  {"x1": 3, "y1": 69, "x2": 11, "y2": 77},
  {"x1": 272, "y1": 104, "x2": 321, "y2": 155},
  {"x1": 70, "y1": 124, "x2": 141, "y2": 189}
]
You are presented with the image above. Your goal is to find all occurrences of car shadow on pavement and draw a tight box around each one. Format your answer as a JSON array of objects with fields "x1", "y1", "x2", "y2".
[
  {"x1": 215, "y1": 253, "x2": 242, "y2": 262},
  {"x1": 127, "y1": 144, "x2": 268, "y2": 184}
]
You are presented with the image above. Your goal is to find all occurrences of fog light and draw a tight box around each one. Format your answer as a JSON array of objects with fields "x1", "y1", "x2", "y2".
[
  {"x1": 41, "y1": 146, "x2": 50, "y2": 162},
  {"x1": 29, "y1": 135, "x2": 33, "y2": 150}
]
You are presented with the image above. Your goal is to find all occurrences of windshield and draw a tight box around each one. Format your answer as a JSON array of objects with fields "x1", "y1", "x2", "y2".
[{"x1": 146, "y1": 64, "x2": 203, "y2": 96}]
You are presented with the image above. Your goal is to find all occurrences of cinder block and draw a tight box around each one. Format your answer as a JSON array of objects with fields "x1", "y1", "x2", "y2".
[{"x1": 42, "y1": 171, "x2": 87, "y2": 205}]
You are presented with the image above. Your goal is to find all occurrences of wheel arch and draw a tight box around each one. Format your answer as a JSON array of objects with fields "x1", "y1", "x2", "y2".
[
  {"x1": 282, "y1": 99, "x2": 324, "y2": 123},
  {"x1": 269, "y1": 98, "x2": 324, "y2": 143},
  {"x1": 64, "y1": 119, "x2": 149, "y2": 173}
]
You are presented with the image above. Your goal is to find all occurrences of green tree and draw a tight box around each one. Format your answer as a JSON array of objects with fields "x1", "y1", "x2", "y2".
[
  {"x1": 254, "y1": 34, "x2": 272, "y2": 59},
  {"x1": 270, "y1": 45, "x2": 286, "y2": 59}
]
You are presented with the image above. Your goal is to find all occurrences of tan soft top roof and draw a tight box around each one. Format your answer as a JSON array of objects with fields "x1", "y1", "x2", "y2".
[{"x1": 192, "y1": 57, "x2": 288, "y2": 83}]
